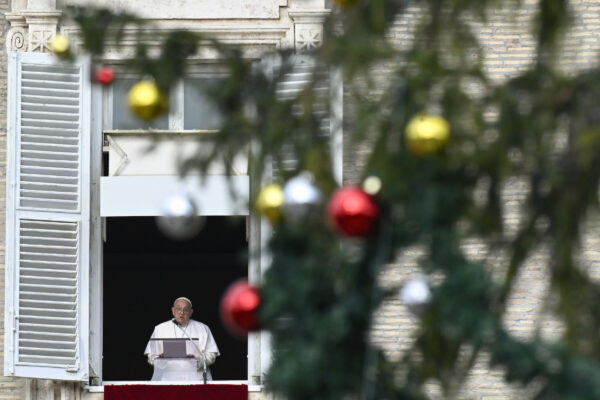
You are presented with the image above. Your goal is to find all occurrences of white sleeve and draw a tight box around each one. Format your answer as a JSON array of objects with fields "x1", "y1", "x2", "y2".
[
  {"x1": 144, "y1": 327, "x2": 160, "y2": 365},
  {"x1": 195, "y1": 323, "x2": 219, "y2": 369},
  {"x1": 196, "y1": 351, "x2": 218, "y2": 371},
  {"x1": 202, "y1": 326, "x2": 219, "y2": 366},
  {"x1": 204, "y1": 351, "x2": 218, "y2": 366}
]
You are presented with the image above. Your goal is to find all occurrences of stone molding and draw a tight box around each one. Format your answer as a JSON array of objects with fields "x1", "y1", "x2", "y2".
[
  {"x1": 288, "y1": 9, "x2": 330, "y2": 51},
  {"x1": 288, "y1": 10, "x2": 330, "y2": 24},
  {"x1": 5, "y1": 13, "x2": 28, "y2": 51},
  {"x1": 65, "y1": 0, "x2": 288, "y2": 20},
  {"x1": 6, "y1": 10, "x2": 61, "y2": 52},
  {"x1": 5, "y1": 6, "x2": 332, "y2": 54},
  {"x1": 59, "y1": 25, "x2": 293, "y2": 59}
]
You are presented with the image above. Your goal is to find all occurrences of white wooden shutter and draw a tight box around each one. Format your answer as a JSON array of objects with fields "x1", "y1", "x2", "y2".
[
  {"x1": 5, "y1": 52, "x2": 90, "y2": 381},
  {"x1": 274, "y1": 55, "x2": 343, "y2": 184}
]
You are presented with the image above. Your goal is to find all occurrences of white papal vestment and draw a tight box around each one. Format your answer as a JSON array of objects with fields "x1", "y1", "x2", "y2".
[{"x1": 144, "y1": 319, "x2": 220, "y2": 381}]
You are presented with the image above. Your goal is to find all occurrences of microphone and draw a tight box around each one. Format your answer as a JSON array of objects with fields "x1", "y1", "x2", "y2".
[{"x1": 172, "y1": 319, "x2": 208, "y2": 384}]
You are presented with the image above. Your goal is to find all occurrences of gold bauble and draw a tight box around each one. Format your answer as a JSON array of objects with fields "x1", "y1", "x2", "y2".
[
  {"x1": 50, "y1": 34, "x2": 71, "y2": 60},
  {"x1": 256, "y1": 184, "x2": 284, "y2": 223},
  {"x1": 127, "y1": 81, "x2": 169, "y2": 121},
  {"x1": 405, "y1": 114, "x2": 451, "y2": 156}
]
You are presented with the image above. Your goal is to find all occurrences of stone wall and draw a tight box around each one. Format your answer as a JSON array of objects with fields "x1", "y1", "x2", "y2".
[{"x1": 364, "y1": 1, "x2": 600, "y2": 399}]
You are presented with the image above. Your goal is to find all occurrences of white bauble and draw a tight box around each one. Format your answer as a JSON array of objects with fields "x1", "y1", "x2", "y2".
[
  {"x1": 282, "y1": 173, "x2": 323, "y2": 223},
  {"x1": 156, "y1": 193, "x2": 205, "y2": 240},
  {"x1": 400, "y1": 278, "x2": 432, "y2": 315}
]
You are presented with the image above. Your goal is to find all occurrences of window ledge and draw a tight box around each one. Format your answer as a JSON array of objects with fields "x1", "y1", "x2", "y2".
[{"x1": 87, "y1": 381, "x2": 261, "y2": 393}]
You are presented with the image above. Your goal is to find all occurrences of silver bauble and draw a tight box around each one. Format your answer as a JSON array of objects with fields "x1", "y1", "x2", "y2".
[
  {"x1": 282, "y1": 173, "x2": 323, "y2": 223},
  {"x1": 156, "y1": 193, "x2": 205, "y2": 240},
  {"x1": 400, "y1": 278, "x2": 432, "y2": 316}
]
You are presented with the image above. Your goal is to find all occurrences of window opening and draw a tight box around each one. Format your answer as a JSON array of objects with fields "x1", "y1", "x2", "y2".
[
  {"x1": 98, "y1": 66, "x2": 253, "y2": 383},
  {"x1": 102, "y1": 216, "x2": 248, "y2": 381},
  {"x1": 112, "y1": 78, "x2": 169, "y2": 130},
  {"x1": 183, "y1": 77, "x2": 224, "y2": 130}
]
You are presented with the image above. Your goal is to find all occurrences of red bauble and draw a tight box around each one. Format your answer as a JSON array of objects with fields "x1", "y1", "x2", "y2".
[
  {"x1": 96, "y1": 66, "x2": 115, "y2": 85},
  {"x1": 328, "y1": 186, "x2": 380, "y2": 237},
  {"x1": 220, "y1": 280, "x2": 261, "y2": 336}
]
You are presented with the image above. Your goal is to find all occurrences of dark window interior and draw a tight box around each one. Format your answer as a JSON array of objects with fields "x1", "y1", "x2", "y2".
[{"x1": 102, "y1": 216, "x2": 248, "y2": 381}]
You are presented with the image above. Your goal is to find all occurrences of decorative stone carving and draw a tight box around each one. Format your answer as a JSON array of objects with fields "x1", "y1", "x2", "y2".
[
  {"x1": 296, "y1": 27, "x2": 322, "y2": 51},
  {"x1": 23, "y1": 11, "x2": 61, "y2": 52},
  {"x1": 5, "y1": 13, "x2": 28, "y2": 51},
  {"x1": 288, "y1": 10, "x2": 330, "y2": 52},
  {"x1": 5, "y1": 1, "x2": 61, "y2": 52},
  {"x1": 7, "y1": 27, "x2": 27, "y2": 51},
  {"x1": 28, "y1": 26, "x2": 55, "y2": 52}
]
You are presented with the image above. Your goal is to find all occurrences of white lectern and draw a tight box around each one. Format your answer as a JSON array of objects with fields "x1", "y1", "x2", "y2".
[
  {"x1": 148, "y1": 338, "x2": 211, "y2": 382},
  {"x1": 152, "y1": 358, "x2": 202, "y2": 381}
]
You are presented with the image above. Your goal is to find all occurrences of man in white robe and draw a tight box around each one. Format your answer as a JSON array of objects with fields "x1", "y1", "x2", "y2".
[{"x1": 144, "y1": 297, "x2": 220, "y2": 381}]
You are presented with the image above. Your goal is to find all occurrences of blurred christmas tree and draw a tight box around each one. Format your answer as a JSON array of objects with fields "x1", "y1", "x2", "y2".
[{"x1": 65, "y1": 0, "x2": 600, "y2": 398}]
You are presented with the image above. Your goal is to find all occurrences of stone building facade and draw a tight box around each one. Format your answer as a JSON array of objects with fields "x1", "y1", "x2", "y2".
[
  {"x1": 2, "y1": 1, "x2": 332, "y2": 398},
  {"x1": 1, "y1": 0, "x2": 600, "y2": 399}
]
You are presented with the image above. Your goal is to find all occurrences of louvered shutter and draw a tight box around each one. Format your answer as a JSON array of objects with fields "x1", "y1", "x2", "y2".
[
  {"x1": 274, "y1": 55, "x2": 343, "y2": 183},
  {"x1": 5, "y1": 52, "x2": 90, "y2": 381}
]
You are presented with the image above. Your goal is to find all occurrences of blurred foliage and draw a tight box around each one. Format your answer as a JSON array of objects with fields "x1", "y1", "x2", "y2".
[{"x1": 67, "y1": 0, "x2": 600, "y2": 398}]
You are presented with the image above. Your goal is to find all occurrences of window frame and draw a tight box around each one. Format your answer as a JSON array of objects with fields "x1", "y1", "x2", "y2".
[
  {"x1": 90, "y1": 64, "x2": 266, "y2": 386},
  {"x1": 4, "y1": 53, "x2": 342, "y2": 389}
]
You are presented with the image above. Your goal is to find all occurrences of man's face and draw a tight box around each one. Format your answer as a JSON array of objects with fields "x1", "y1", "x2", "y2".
[{"x1": 172, "y1": 300, "x2": 193, "y2": 326}]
